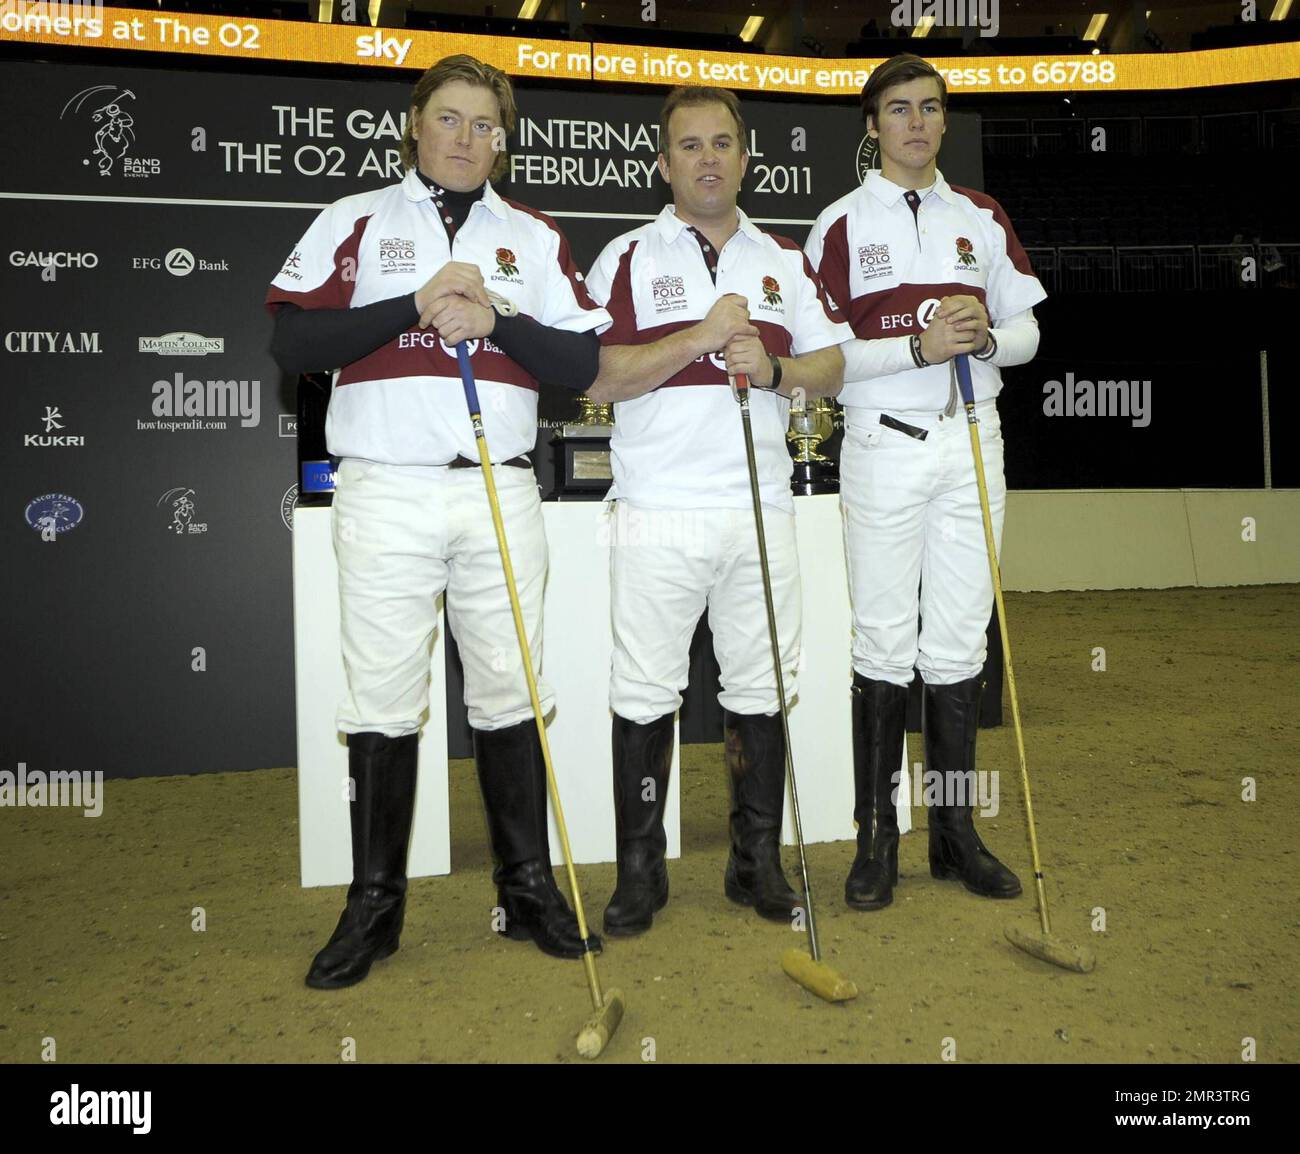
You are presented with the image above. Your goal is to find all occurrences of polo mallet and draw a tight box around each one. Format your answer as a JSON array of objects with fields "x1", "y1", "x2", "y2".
[
  {"x1": 455, "y1": 340, "x2": 626, "y2": 1056},
  {"x1": 952, "y1": 353, "x2": 1095, "y2": 974},
  {"x1": 730, "y1": 372, "x2": 858, "y2": 1003}
]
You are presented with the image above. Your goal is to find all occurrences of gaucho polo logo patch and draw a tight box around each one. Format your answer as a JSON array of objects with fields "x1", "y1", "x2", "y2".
[
  {"x1": 379, "y1": 238, "x2": 416, "y2": 275},
  {"x1": 651, "y1": 274, "x2": 687, "y2": 314},
  {"x1": 858, "y1": 243, "x2": 892, "y2": 283}
]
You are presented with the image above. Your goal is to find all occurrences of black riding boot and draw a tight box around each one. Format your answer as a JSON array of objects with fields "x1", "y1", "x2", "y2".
[
  {"x1": 305, "y1": 731, "x2": 418, "y2": 990},
  {"x1": 845, "y1": 674, "x2": 908, "y2": 910},
  {"x1": 924, "y1": 678, "x2": 1022, "y2": 899},
  {"x1": 475, "y1": 719, "x2": 602, "y2": 959},
  {"x1": 722, "y1": 710, "x2": 805, "y2": 922},
  {"x1": 604, "y1": 713, "x2": 674, "y2": 936}
]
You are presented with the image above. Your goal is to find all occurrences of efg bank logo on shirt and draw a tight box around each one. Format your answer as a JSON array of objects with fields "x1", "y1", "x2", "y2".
[
  {"x1": 651, "y1": 274, "x2": 687, "y2": 315},
  {"x1": 879, "y1": 297, "x2": 941, "y2": 332}
]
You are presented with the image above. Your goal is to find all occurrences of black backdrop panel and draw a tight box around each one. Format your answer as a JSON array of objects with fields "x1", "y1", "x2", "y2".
[{"x1": 2, "y1": 57, "x2": 1285, "y2": 778}]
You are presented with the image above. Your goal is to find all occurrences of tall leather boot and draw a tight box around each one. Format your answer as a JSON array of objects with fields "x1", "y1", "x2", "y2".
[
  {"x1": 845, "y1": 673, "x2": 909, "y2": 910},
  {"x1": 604, "y1": 713, "x2": 674, "y2": 936},
  {"x1": 475, "y1": 719, "x2": 602, "y2": 959},
  {"x1": 722, "y1": 710, "x2": 805, "y2": 922},
  {"x1": 305, "y1": 731, "x2": 418, "y2": 990},
  {"x1": 924, "y1": 678, "x2": 1022, "y2": 899}
]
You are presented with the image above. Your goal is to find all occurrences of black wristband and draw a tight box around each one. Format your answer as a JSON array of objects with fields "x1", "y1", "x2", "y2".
[
  {"x1": 974, "y1": 331, "x2": 998, "y2": 361},
  {"x1": 910, "y1": 333, "x2": 929, "y2": 368},
  {"x1": 767, "y1": 353, "x2": 783, "y2": 391}
]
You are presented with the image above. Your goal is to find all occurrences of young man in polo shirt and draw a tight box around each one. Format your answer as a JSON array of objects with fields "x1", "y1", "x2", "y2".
[
  {"x1": 584, "y1": 86, "x2": 850, "y2": 937},
  {"x1": 806, "y1": 54, "x2": 1046, "y2": 912}
]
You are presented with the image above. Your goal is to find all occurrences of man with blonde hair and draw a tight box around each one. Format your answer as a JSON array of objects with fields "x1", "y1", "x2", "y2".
[{"x1": 268, "y1": 55, "x2": 610, "y2": 986}]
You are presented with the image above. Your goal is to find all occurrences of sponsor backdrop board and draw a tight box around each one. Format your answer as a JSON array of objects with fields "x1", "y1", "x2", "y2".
[{"x1": 0, "y1": 60, "x2": 980, "y2": 777}]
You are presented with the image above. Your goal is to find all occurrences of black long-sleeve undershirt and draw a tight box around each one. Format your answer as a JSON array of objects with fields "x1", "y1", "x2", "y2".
[{"x1": 270, "y1": 299, "x2": 600, "y2": 391}]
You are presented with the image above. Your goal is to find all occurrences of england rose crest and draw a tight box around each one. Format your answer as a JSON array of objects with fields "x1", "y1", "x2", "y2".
[
  {"x1": 761, "y1": 275, "x2": 782, "y2": 306},
  {"x1": 496, "y1": 247, "x2": 519, "y2": 277},
  {"x1": 956, "y1": 237, "x2": 976, "y2": 267}
]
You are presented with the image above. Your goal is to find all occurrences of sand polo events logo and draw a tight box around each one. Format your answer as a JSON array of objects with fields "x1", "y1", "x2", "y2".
[
  {"x1": 60, "y1": 83, "x2": 161, "y2": 178},
  {"x1": 139, "y1": 332, "x2": 224, "y2": 356},
  {"x1": 157, "y1": 486, "x2": 208, "y2": 534},
  {"x1": 25, "y1": 493, "x2": 84, "y2": 539}
]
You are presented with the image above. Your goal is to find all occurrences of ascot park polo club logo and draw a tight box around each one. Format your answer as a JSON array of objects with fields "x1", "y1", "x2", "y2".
[
  {"x1": 24, "y1": 405, "x2": 85, "y2": 447},
  {"x1": 59, "y1": 83, "x2": 161, "y2": 179},
  {"x1": 138, "y1": 332, "x2": 224, "y2": 356},
  {"x1": 25, "y1": 493, "x2": 84, "y2": 540},
  {"x1": 157, "y1": 487, "x2": 208, "y2": 534},
  {"x1": 140, "y1": 374, "x2": 261, "y2": 431},
  {"x1": 379, "y1": 238, "x2": 416, "y2": 276},
  {"x1": 132, "y1": 248, "x2": 230, "y2": 276}
]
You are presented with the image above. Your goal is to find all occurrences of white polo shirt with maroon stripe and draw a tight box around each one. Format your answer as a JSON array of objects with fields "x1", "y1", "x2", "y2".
[
  {"x1": 805, "y1": 169, "x2": 1045, "y2": 419},
  {"x1": 266, "y1": 168, "x2": 609, "y2": 466},
  {"x1": 585, "y1": 205, "x2": 851, "y2": 514}
]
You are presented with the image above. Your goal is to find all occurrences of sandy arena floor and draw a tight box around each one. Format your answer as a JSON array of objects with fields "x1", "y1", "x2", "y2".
[{"x1": 2, "y1": 586, "x2": 1296, "y2": 1064}]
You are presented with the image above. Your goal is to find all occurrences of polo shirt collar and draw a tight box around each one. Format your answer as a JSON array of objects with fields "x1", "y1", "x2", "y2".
[
  {"x1": 864, "y1": 168, "x2": 955, "y2": 207},
  {"x1": 655, "y1": 203, "x2": 760, "y2": 245},
  {"x1": 401, "y1": 168, "x2": 507, "y2": 219}
]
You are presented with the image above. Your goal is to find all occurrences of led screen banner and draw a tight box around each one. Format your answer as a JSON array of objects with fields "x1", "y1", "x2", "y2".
[{"x1": 3, "y1": 2, "x2": 1299, "y2": 94}]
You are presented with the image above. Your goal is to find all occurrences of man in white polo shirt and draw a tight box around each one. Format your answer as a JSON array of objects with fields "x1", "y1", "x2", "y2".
[
  {"x1": 806, "y1": 53, "x2": 1046, "y2": 912},
  {"x1": 267, "y1": 55, "x2": 609, "y2": 986},
  {"x1": 585, "y1": 86, "x2": 850, "y2": 937}
]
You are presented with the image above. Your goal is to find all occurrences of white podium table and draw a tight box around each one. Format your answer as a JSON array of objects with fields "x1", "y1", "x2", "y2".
[{"x1": 294, "y1": 493, "x2": 910, "y2": 887}]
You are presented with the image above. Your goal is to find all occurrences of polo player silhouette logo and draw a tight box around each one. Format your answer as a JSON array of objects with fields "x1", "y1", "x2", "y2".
[
  {"x1": 61, "y1": 86, "x2": 138, "y2": 176},
  {"x1": 158, "y1": 487, "x2": 197, "y2": 534}
]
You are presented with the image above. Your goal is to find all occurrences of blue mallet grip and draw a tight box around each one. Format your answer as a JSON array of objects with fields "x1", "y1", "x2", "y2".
[
  {"x1": 954, "y1": 353, "x2": 976, "y2": 407},
  {"x1": 455, "y1": 341, "x2": 482, "y2": 416}
]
